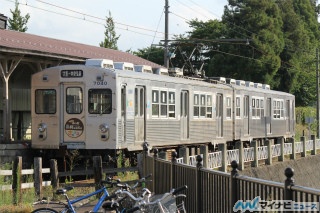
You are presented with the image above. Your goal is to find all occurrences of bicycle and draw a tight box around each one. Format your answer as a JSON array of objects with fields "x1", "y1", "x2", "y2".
[
  {"x1": 31, "y1": 178, "x2": 117, "y2": 213},
  {"x1": 102, "y1": 174, "x2": 152, "y2": 211},
  {"x1": 102, "y1": 185, "x2": 187, "y2": 213},
  {"x1": 135, "y1": 185, "x2": 187, "y2": 213}
]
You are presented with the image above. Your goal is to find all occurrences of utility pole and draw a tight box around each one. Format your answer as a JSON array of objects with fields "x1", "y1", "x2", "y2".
[
  {"x1": 164, "y1": 0, "x2": 169, "y2": 68},
  {"x1": 317, "y1": 48, "x2": 320, "y2": 138}
]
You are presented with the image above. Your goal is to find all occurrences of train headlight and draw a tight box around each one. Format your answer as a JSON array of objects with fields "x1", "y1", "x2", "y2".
[
  {"x1": 37, "y1": 123, "x2": 47, "y2": 140},
  {"x1": 38, "y1": 123, "x2": 47, "y2": 133},
  {"x1": 99, "y1": 123, "x2": 109, "y2": 141}
]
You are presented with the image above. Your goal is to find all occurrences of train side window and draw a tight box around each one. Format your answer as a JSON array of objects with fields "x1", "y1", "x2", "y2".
[
  {"x1": 66, "y1": 87, "x2": 83, "y2": 114},
  {"x1": 273, "y1": 99, "x2": 284, "y2": 119},
  {"x1": 206, "y1": 95, "x2": 212, "y2": 118},
  {"x1": 88, "y1": 89, "x2": 112, "y2": 114},
  {"x1": 252, "y1": 98, "x2": 256, "y2": 117},
  {"x1": 256, "y1": 99, "x2": 260, "y2": 117},
  {"x1": 194, "y1": 94, "x2": 200, "y2": 117},
  {"x1": 200, "y1": 95, "x2": 206, "y2": 117},
  {"x1": 260, "y1": 99, "x2": 264, "y2": 117},
  {"x1": 152, "y1": 90, "x2": 159, "y2": 117},
  {"x1": 168, "y1": 91, "x2": 175, "y2": 118},
  {"x1": 226, "y1": 97, "x2": 231, "y2": 119},
  {"x1": 35, "y1": 89, "x2": 56, "y2": 114},
  {"x1": 160, "y1": 91, "x2": 167, "y2": 117},
  {"x1": 236, "y1": 96, "x2": 240, "y2": 118}
]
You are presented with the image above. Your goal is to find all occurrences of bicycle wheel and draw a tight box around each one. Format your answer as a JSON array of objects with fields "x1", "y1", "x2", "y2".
[{"x1": 31, "y1": 207, "x2": 59, "y2": 213}]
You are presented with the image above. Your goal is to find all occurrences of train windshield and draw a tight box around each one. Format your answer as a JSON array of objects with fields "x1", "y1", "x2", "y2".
[
  {"x1": 88, "y1": 89, "x2": 112, "y2": 114},
  {"x1": 66, "y1": 87, "x2": 83, "y2": 114},
  {"x1": 35, "y1": 89, "x2": 56, "y2": 114}
]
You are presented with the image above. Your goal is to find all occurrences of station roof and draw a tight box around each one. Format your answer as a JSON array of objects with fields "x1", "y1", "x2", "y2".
[{"x1": 0, "y1": 29, "x2": 162, "y2": 68}]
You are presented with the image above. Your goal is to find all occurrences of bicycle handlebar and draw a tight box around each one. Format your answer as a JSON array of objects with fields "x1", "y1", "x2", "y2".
[
  {"x1": 140, "y1": 185, "x2": 188, "y2": 206},
  {"x1": 115, "y1": 190, "x2": 144, "y2": 202}
]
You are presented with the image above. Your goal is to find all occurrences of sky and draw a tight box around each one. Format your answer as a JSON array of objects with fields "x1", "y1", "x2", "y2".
[{"x1": 1, "y1": 0, "x2": 228, "y2": 51}]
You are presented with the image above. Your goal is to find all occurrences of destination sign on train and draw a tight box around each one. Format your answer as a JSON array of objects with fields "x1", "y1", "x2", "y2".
[{"x1": 61, "y1": 70, "x2": 83, "y2": 78}]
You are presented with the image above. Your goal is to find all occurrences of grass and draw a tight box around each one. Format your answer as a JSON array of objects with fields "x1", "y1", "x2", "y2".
[{"x1": 0, "y1": 170, "x2": 139, "y2": 213}]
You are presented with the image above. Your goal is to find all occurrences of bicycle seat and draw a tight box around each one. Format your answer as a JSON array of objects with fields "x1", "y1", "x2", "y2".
[{"x1": 56, "y1": 186, "x2": 74, "y2": 195}]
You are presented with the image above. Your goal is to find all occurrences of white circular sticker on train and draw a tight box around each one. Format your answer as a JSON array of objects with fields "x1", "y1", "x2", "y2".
[{"x1": 65, "y1": 118, "x2": 84, "y2": 138}]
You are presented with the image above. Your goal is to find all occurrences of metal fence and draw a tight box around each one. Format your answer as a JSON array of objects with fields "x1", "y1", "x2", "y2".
[{"x1": 143, "y1": 150, "x2": 320, "y2": 213}]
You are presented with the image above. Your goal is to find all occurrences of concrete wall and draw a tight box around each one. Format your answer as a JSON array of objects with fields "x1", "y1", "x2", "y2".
[{"x1": 239, "y1": 155, "x2": 320, "y2": 189}]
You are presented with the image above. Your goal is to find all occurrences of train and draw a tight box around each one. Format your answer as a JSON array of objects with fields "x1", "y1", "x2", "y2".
[{"x1": 30, "y1": 59, "x2": 295, "y2": 161}]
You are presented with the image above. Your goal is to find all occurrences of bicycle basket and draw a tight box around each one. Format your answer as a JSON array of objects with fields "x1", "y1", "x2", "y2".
[{"x1": 147, "y1": 194, "x2": 186, "y2": 213}]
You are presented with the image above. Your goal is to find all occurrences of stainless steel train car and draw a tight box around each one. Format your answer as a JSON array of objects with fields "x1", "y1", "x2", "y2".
[{"x1": 31, "y1": 61, "x2": 295, "y2": 156}]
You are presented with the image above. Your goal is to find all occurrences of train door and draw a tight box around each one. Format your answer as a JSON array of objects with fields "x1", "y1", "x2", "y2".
[
  {"x1": 135, "y1": 86, "x2": 145, "y2": 142},
  {"x1": 286, "y1": 100, "x2": 291, "y2": 132},
  {"x1": 266, "y1": 98, "x2": 272, "y2": 134},
  {"x1": 216, "y1": 93, "x2": 223, "y2": 137},
  {"x1": 180, "y1": 90, "x2": 189, "y2": 140},
  {"x1": 62, "y1": 84, "x2": 86, "y2": 144},
  {"x1": 243, "y1": 95, "x2": 249, "y2": 135},
  {"x1": 121, "y1": 85, "x2": 126, "y2": 143}
]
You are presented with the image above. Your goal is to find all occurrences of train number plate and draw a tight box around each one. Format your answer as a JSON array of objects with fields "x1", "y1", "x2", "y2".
[{"x1": 61, "y1": 70, "x2": 83, "y2": 78}]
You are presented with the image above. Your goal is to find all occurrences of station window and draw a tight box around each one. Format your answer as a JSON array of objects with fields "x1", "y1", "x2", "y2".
[
  {"x1": 273, "y1": 99, "x2": 284, "y2": 119},
  {"x1": 152, "y1": 89, "x2": 175, "y2": 118},
  {"x1": 193, "y1": 93, "x2": 213, "y2": 118},
  {"x1": 88, "y1": 89, "x2": 112, "y2": 114},
  {"x1": 66, "y1": 87, "x2": 83, "y2": 114},
  {"x1": 35, "y1": 89, "x2": 56, "y2": 114},
  {"x1": 226, "y1": 97, "x2": 232, "y2": 119}
]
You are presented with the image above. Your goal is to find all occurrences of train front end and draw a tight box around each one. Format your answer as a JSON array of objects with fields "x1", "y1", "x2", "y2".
[{"x1": 31, "y1": 65, "x2": 118, "y2": 150}]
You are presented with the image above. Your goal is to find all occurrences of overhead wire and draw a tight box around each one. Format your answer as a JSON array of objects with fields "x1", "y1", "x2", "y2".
[{"x1": 4, "y1": 0, "x2": 315, "y2": 70}]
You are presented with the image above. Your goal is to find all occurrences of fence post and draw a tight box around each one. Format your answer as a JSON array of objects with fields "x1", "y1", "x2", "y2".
[
  {"x1": 290, "y1": 138, "x2": 296, "y2": 160},
  {"x1": 153, "y1": 148, "x2": 158, "y2": 193},
  {"x1": 142, "y1": 141, "x2": 149, "y2": 177},
  {"x1": 230, "y1": 160, "x2": 239, "y2": 211},
  {"x1": 218, "y1": 143, "x2": 227, "y2": 172},
  {"x1": 284, "y1": 167, "x2": 294, "y2": 202},
  {"x1": 34, "y1": 157, "x2": 43, "y2": 200},
  {"x1": 278, "y1": 137, "x2": 285, "y2": 162},
  {"x1": 251, "y1": 140, "x2": 259, "y2": 167},
  {"x1": 171, "y1": 151, "x2": 177, "y2": 189},
  {"x1": 179, "y1": 146, "x2": 189, "y2": 165},
  {"x1": 197, "y1": 155, "x2": 203, "y2": 213},
  {"x1": 93, "y1": 156, "x2": 103, "y2": 195},
  {"x1": 235, "y1": 141, "x2": 244, "y2": 170},
  {"x1": 311, "y1": 135, "x2": 316, "y2": 155},
  {"x1": 199, "y1": 145, "x2": 208, "y2": 168},
  {"x1": 301, "y1": 136, "x2": 306, "y2": 157},
  {"x1": 265, "y1": 139, "x2": 272, "y2": 165},
  {"x1": 50, "y1": 159, "x2": 59, "y2": 200},
  {"x1": 12, "y1": 156, "x2": 22, "y2": 205}
]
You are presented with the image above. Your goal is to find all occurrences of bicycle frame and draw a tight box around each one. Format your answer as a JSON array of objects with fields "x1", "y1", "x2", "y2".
[{"x1": 62, "y1": 186, "x2": 110, "y2": 213}]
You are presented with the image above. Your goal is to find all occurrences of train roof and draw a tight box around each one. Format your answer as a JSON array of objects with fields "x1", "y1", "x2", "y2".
[{"x1": 35, "y1": 64, "x2": 294, "y2": 97}]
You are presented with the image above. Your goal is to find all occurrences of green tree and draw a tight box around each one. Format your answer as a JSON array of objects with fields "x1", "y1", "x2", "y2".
[
  {"x1": 133, "y1": 45, "x2": 164, "y2": 66},
  {"x1": 99, "y1": 11, "x2": 120, "y2": 50},
  {"x1": 212, "y1": 0, "x2": 285, "y2": 86},
  {"x1": 275, "y1": 0, "x2": 316, "y2": 96},
  {"x1": 8, "y1": 0, "x2": 30, "y2": 32}
]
